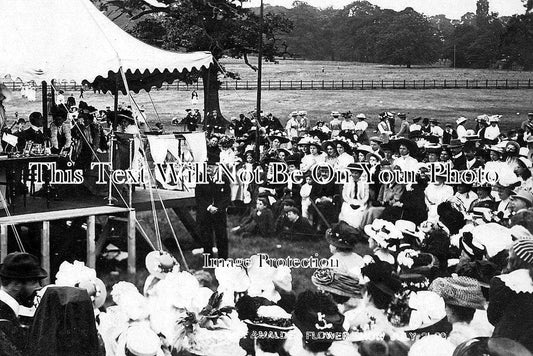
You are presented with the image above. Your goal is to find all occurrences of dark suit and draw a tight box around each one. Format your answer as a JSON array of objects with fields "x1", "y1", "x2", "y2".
[
  {"x1": 195, "y1": 172, "x2": 231, "y2": 258},
  {"x1": 452, "y1": 153, "x2": 467, "y2": 171},
  {"x1": 15, "y1": 127, "x2": 46, "y2": 150},
  {"x1": 0, "y1": 300, "x2": 25, "y2": 354}
]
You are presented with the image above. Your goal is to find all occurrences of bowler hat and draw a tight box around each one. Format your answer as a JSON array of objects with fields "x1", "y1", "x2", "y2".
[{"x1": 0, "y1": 252, "x2": 48, "y2": 280}]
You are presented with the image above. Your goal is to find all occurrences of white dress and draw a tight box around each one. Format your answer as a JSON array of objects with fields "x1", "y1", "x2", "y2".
[
  {"x1": 300, "y1": 183, "x2": 313, "y2": 219},
  {"x1": 339, "y1": 178, "x2": 369, "y2": 229},
  {"x1": 424, "y1": 183, "x2": 454, "y2": 221}
]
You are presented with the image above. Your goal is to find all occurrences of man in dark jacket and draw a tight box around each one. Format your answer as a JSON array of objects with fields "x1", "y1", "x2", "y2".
[
  {"x1": 195, "y1": 159, "x2": 231, "y2": 259},
  {"x1": 0, "y1": 252, "x2": 48, "y2": 354},
  {"x1": 203, "y1": 110, "x2": 227, "y2": 135},
  {"x1": 276, "y1": 207, "x2": 315, "y2": 240},
  {"x1": 180, "y1": 109, "x2": 199, "y2": 132}
]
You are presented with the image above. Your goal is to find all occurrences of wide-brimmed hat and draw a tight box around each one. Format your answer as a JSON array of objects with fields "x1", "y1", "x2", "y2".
[
  {"x1": 268, "y1": 133, "x2": 289, "y2": 144},
  {"x1": 397, "y1": 113, "x2": 407, "y2": 119},
  {"x1": 391, "y1": 138, "x2": 418, "y2": 155},
  {"x1": 356, "y1": 113, "x2": 367, "y2": 120},
  {"x1": 29, "y1": 112, "x2": 44, "y2": 127},
  {"x1": 488, "y1": 115, "x2": 501, "y2": 123},
  {"x1": 0, "y1": 252, "x2": 48, "y2": 280},
  {"x1": 325, "y1": 224, "x2": 361, "y2": 250},
  {"x1": 365, "y1": 151, "x2": 383, "y2": 162},
  {"x1": 406, "y1": 291, "x2": 447, "y2": 331},
  {"x1": 448, "y1": 138, "x2": 463, "y2": 149},
  {"x1": 354, "y1": 144, "x2": 373, "y2": 156},
  {"x1": 429, "y1": 276, "x2": 486, "y2": 310},
  {"x1": 346, "y1": 163, "x2": 365, "y2": 174},
  {"x1": 124, "y1": 324, "x2": 163, "y2": 356},
  {"x1": 330, "y1": 111, "x2": 340, "y2": 118},
  {"x1": 513, "y1": 239, "x2": 533, "y2": 264},
  {"x1": 312, "y1": 268, "x2": 362, "y2": 299},
  {"x1": 364, "y1": 219, "x2": 403, "y2": 251},
  {"x1": 243, "y1": 304, "x2": 294, "y2": 332},
  {"x1": 456, "y1": 117, "x2": 468, "y2": 125},
  {"x1": 511, "y1": 189, "x2": 533, "y2": 207},
  {"x1": 395, "y1": 220, "x2": 425, "y2": 242},
  {"x1": 424, "y1": 143, "x2": 442, "y2": 154},
  {"x1": 292, "y1": 291, "x2": 345, "y2": 345},
  {"x1": 145, "y1": 251, "x2": 179, "y2": 280},
  {"x1": 369, "y1": 136, "x2": 383, "y2": 144},
  {"x1": 361, "y1": 260, "x2": 402, "y2": 297},
  {"x1": 334, "y1": 137, "x2": 353, "y2": 153}
]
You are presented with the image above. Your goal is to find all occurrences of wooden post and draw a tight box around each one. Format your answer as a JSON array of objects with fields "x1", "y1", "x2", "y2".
[
  {"x1": 86, "y1": 215, "x2": 96, "y2": 269},
  {"x1": 41, "y1": 221, "x2": 50, "y2": 285},
  {"x1": 0, "y1": 225, "x2": 7, "y2": 261},
  {"x1": 127, "y1": 209, "x2": 136, "y2": 280},
  {"x1": 41, "y1": 81, "x2": 48, "y2": 129}
]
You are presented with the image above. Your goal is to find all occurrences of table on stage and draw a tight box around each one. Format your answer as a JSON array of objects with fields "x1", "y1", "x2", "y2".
[{"x1": 0, "y1": 154, "x2": 59, "y2": 212}]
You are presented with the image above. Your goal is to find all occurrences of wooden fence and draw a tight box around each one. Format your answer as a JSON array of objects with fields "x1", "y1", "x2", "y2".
[{"x1": 6, "y1": 79, "x2": 533, "y2": 92}]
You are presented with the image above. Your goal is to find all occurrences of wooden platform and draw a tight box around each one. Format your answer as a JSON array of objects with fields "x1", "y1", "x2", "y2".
[
  {"x1": 0, "y1": 187, "x2": 196, "y2": 217},
  {"x1": 0, "y1": 187, "x2": 197, "y2": 284}
]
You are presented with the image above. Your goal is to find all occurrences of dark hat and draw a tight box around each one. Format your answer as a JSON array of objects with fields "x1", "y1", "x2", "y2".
[
  {"x1": 29, "y1": 112, "x2": 44, "y2": 127},
  {"x1": 325, "y1": 224, "x2": 359, "y2": 250},
  {"x1": 346, "y1": 163, "x2": 364, "y2": 173},
  {"x1": 285, "y1": 154, "x2": 301, "y2": 166},
  {"x1": 308, "y1": 129, "x2": 329, "y2": 142},
  {"x1": 448, "y1": 138, "x2": 463, "y2": 149},
  {"x1": 454, "y1": 337, "x2": 533, "y2": 356},
  {"x1": 398, "y1": 113, "x2": 407, "y2": 119},
  {"x1": 334, "y1": 137, "x2": 353, "y2": 153},
  {"x1": 413, "y1": 117, "x2": 422, "y2": 123},
  {"x1": 292, "y1": 290, "x2": 345, "y2": 345},
  {"x1": 206, "y1": 150, "x2": 220, "y2": 164},
  {"x1": 391, "y1": 138, "x2": 418, "y2": 155},
  {"x1": 0, "y1": 252, "x2": 48, "y2": 280},
  {"x1": 268, "y1": 134, "x2": 289, "y2": 144},
  {"x1": 361, "y1": 260, "x2": 402, "y2": 297},
  {"x1": 286, "y1": 206, "x2": 300, "y2": 215},
  {"x1": 282, "y1": 198, "x2": 296, "y2": 207}
]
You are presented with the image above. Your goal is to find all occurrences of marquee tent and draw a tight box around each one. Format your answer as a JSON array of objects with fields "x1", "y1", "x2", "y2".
[{"x1": 0, "y1": 0, "x2": 213, "y2": 93}]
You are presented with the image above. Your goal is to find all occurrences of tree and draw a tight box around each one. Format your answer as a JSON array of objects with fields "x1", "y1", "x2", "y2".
[
  {"x1": 501, "y1": 13, "x2": 533, "y2": 69},
  {"x1": 476, "y1": 0, "x2": 490, "y2": 27},
  {"x1": 374, "y1": 8, "x2": 441, "y2": 67},
  {"x1": 98, "y1": 0, "x2": 293, "y2": 115}
]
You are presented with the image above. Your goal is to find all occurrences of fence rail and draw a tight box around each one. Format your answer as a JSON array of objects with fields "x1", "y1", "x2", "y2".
[{"x1": 7, "y1": 79, "x2": 533, "y2": 92}]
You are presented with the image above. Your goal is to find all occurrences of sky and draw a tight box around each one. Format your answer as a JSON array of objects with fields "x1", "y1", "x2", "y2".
[{"x1": 244, "y1": 0, "x2": 527, "y2": 19}]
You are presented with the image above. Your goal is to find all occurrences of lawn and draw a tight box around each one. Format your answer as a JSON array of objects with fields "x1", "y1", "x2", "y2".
[
  {"x1": 6, "y1": 87, "x2": 532, "y2": 133},
  {"x1": 219, "y1": 58, "x2": 533, "y2": 82}
]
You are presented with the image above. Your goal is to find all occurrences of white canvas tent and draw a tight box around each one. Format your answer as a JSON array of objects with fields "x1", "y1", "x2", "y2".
[{"x1": 0, "y1": 0, "x2": 213, "y2": 93}]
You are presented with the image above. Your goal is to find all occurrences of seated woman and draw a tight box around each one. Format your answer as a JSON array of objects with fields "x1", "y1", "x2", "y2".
[
  {"x1": 231, "y1": 197, "x2": 273, "y2": 238},
  {"x1": 338, "y1": 164, "x2": 369, "y2": 229}
]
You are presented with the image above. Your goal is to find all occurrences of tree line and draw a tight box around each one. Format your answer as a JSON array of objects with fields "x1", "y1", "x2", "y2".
[{"x1": 274, "y1": 0, "x2": 533, "y2": 70}]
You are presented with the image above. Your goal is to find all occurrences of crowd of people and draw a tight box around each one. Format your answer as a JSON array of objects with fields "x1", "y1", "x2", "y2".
[
  {"x1": 3, "y1": 93, "x2": 533, "y2": 355},
  {"x1": 187, "y1": 108, "x2": 533, "y2": 356}
]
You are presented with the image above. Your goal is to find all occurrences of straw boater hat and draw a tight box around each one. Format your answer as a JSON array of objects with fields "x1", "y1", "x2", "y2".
[
  {"x1": 398, "y1": 113, "x2": 407, "y2": 119},
  {"x1": 488, "y1": 115, "x2": 501, "y2": 123},
  {"x1": 243, "y1": 304, "x2": 295, "y2": 332},
  {"x1": 312, "y1": 268, "x2": 363, "y2": 299},
  {"x1": 356, "y1": 113, "x2": 367, "y2": 120},
  {"x1": 354, "y1": 144, "x2": 373, "y2": 156},
  {"x1": 456, "y1": 117, "x2": 468, "y2": 125},
  {"x1": 429, "y1": 276, "x2": 486, "y2": 309}
]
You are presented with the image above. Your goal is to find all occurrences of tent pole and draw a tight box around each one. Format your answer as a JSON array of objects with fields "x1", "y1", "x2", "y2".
[{"x1": 41, "y1": 81, "x2": 48, "y2": 129}]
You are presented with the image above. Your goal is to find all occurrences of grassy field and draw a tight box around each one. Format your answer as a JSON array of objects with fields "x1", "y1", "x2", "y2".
[
  {"x1": 220, "y1": 58, "x2": 533, "y2": 82},
  {"x1": 6, "y1": 87, "x2": 532, "y2": 133},
  {"x1": 6, "y1": 61, "x2": 533, "y2": 294}
]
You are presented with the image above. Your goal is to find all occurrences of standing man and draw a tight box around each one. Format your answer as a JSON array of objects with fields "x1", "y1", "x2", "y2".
[
  {"x1": 0, "y1": 252, "x2": 48, "y2": 353},
  {"x1": 195, "y1": 157, "x2": 231, "y2": 259},
  {"x1": 395, "y1": 113, "x2": 410, "y2": 138},
  {"x1": 181, "y1": 109, "x2": 198, "y2": 132},
  {"x1": 456, "y1": 117, "x2": 468, "y2": 142},
  {"x1": 285, "y1": 112, "x2": 300, "y2": 141}
]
